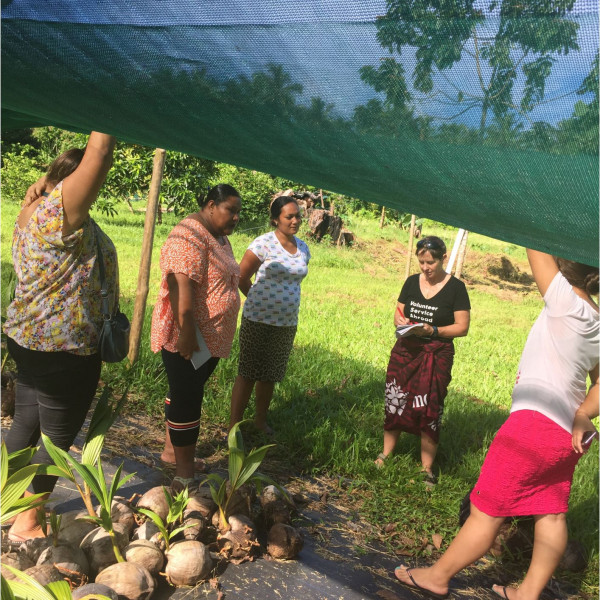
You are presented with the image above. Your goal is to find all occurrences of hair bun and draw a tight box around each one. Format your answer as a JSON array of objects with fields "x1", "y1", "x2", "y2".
[{"x1": 584, "y1": 271, "x2": 599, "y2": 296}]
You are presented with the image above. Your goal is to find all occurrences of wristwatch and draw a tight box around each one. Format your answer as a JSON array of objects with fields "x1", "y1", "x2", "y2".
[{"x1": 431, "y1": 325, "x2": 438, "y2": 338}]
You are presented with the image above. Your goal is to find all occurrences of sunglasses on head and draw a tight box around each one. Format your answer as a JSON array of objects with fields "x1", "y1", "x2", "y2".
[{"x1": 416, "y1": 239, "x2": 443, "y2": 251}]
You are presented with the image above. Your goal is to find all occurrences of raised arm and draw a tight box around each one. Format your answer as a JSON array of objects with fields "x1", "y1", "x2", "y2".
[
  {"x1": 62, "y1": 131, "x2": 116, "y2": 234},
  {"x1": 527, "y1": 249, "x2": 559, "y2": 298},
  {"x1": 238, "y1": 250, "x2": 262, "y2": 297}
]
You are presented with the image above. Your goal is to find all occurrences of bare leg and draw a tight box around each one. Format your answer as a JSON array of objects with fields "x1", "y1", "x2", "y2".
[
  {"x1": 492, "y1": 513, "x2": 567, "y2": 600},
  {"x1": 229, "y1": 375, "x2": 256, "y2": 431},
  {"x1": 254, "y1": 381, "x2": 275, "y2": 432},
  {"x1": 8, "y1": 491, "x2": 49, "y2": 541},
  {"x1": 375, "y1": 429, "x2": 401, "y2": 466},
  {"x1": 160, "y1": 423, "x2": 175, "y2": 463},
  {"x1": 395, "y1": 503, "x2": 505, "y2": 596},
  {"x1": 173, "y1": 444, "x2": 197, "y2": 480},
  {"x1": 421, "y1": 432, "x2": 438, "y2": 474}
]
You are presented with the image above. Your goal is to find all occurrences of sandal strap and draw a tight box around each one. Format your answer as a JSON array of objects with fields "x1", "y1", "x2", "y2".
[{"x1": 377, "y1": 453, "x2": 388, "y2": 461}]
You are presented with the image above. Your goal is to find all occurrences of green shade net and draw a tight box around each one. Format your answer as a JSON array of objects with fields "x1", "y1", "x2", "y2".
[{"x1": 2, "y1": 1, "x2": 598, "y2": 264}]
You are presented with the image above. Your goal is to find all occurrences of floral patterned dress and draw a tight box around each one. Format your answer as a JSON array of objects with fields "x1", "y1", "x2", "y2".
[{"x1": 3, "y1": 182, "x2": 119, "y2": 355}]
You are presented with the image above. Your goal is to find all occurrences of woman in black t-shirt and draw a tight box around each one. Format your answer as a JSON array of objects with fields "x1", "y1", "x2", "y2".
[{"x1": 375, "y1": 236, "x2": 471, "y2": 484}]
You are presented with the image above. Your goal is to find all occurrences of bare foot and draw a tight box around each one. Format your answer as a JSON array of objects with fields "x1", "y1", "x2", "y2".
[
  {"x1": 492, "y1": 584, "x2": 518, "y2": 599},
  {"x1": 254, "y1": 422, "x2": 274, "y2": 436},
  {"x1": 8, "y1": 525, "x2": 46, "y2": 543},
  {"x1": 394, "y1": 565, "x2": 449, "y2": 598},
  {"x1": 159, "y1": 455, "x2": 207, "y2": 473},
  {"x1": 374, "y1": 453, "x2": 389, "y2": 468}
]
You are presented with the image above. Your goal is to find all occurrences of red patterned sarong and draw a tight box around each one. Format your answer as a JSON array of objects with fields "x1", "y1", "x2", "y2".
[{"x1": 384, "y1": 337, "x2": 454, "y2": 443}]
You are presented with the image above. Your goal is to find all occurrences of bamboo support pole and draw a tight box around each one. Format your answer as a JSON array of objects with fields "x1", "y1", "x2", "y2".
[
  {"x1": 379, "y1": 206, "x2": 386, "y2": 229},
  {"x1": 404, "y1": 214, "x2": 416, "y2": 280},
  {"x1": 127, "y1": 148, "x2": 166, "y2": 364}
]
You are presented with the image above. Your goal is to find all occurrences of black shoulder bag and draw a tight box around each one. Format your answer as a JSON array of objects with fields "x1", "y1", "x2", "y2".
[{"x1": 94, "y1": 223, "x2": 130, "y2": 362}]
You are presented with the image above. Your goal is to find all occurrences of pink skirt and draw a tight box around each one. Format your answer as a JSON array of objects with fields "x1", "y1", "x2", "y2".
[{"x1": 470, "y1": 410, "x2": 581, "y2": 517}]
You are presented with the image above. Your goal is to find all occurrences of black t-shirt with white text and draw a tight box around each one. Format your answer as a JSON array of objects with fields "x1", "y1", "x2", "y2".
[{"x1": 398, "y1": 274, "x2": 471, "y2": 327}]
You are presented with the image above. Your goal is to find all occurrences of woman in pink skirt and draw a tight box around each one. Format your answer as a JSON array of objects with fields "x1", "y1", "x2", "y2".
[{"x1": 394, "y1": 249, "x2": 599, "y2": 600}]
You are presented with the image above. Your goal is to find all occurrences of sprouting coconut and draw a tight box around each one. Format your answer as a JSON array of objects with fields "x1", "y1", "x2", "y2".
[
  {"x1": 164, "y1": 540, "x2": 213, "y2": 587},
  {"x1": 80, "y1": 523, "x2": 129, "y2": 576},
  {"x1": 1, "y1": 552, "x2": 35, "y2": 579},
  {"x1": 184, "y1": 494, "x2": 216, "y2": 520},
  {"x1": 95, "y1": 562, "x2": 155, "y2": 600},
  {"x1": 136, "y1": 486, "x2": 169, "y2": 522},
  {"x1": 23, "y1": 564, "x2": 64, "y2": 586},
  {"x1": 58, "y1": 509, "x2": 97, "y2": 546},
  {"x1": 72, "y1": 582, "x2": 119, "y2": 600},
  {"x1": 124, "y1": 540, "x2": 164, "y2": 577},
  {"x1": 37, "y1": 543, "x2": 90, "y2": 580},
  {"x1": 97, "y1": 497, "x2": 136, "y2": 537},
  {"x1": 267, "y1": 523, "x2": 304, "y2": 560},
  {"x1": 224, "y1": 483, "x2": 255, "y2": 518},
  {"x1": 217, "y1": 514, "x2": 259, "y2": 560},
  {"x1": 260, "y1": 484, "x2": 295, "y2": 528}
]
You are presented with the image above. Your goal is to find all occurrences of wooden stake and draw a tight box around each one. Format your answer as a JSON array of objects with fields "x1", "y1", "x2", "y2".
[
  {"x1": 379, "y1": 206, "x2": 386, "y2": 229},
  {"x1": 405, "y1": 214, "x2": 416, "y2": 280},
  {"x1": 454, "y1": 230, "x2": 469, "y2": 279},
  {"x1": 127, "y1": 148, "x2": 166, "y2": 364}
]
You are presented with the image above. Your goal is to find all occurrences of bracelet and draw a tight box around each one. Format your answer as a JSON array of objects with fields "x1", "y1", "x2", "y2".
[{"x1": 431, "y1": 325, "x2": 438, "y2": 338}]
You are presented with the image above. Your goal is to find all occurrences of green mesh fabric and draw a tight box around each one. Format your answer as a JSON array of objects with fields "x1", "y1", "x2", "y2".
[{"x1": 2, "y1": 1, "x2": 598, "y2": 264}]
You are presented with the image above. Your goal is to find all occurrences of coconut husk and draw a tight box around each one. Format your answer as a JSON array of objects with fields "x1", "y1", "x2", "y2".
[
  {"x1": 184, "y1": 494, "x2": 216, "y2": 520},
  {"x1": 261, "y1": 498, "x2": 292, "y2": 529},
  {"x1": 181, "y1": 517, "x2": 205, "y2": 541},
  {"x1": 37, "y1": 543, "x2": 90, "y2": 578},
  {"x1": 124, "y1": 539, "x2": 164, "y2": 576},
  {"x1": 72, "y1": 582, "x2": 119, "y2": 600},
  {"x1": 80, "y1": 524, "x2": 129, "y2": 576},
  {"x1": 132, "y1": 521, "x2": 164, "y2": 550},
  {"x1": 23, "y1": 564, "x2": 64, "y2": 586},
  {"x1": 58, "y1": 510, "x2": 97, "y2": 547},
  {"x1": 165, "y1": 540, "x2": 213, "y2": 587},
  {"x1": 1, "y1": 551, "x2": 35, "y2": 579},
  {"x1": 267, "y1": 523, "x2": 304, "y2": 560},
  {"x1": 136, "y1": 486, "x2": 169, "y2": 523},
  {"x1": 217, "y1": 514, "x2": 259, "y2": 560},
  {"x1": 95, "y1": 562, "x2": 156, "y2": 600},
  {"x1": 22, "y1": 536, "x2": 53, "y2": 563}
]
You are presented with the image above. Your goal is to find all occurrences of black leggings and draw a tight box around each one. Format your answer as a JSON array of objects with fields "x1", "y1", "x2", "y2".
[
  {"x1": 161, "y1": 348, "x2": 219, "y2": 447},
  {"x1": 5, "y1": 337, "x2": 102, "y2": 495}
]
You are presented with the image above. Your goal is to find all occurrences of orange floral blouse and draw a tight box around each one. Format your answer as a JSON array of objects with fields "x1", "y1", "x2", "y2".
[
  {"x1": 150, "y1": 216, "x2": 241, "y2": 358},
  {"x1": 4, "y1": 182, "x2": 119, "y2": 354}
]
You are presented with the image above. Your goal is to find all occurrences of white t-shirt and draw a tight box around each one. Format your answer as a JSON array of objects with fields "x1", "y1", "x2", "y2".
[
  {"x1": 242, "y1": 231, "x2": 311, "y2": 327},
  {"x1": 511, "y1": 271, "x2": 599, "y2": 433}
]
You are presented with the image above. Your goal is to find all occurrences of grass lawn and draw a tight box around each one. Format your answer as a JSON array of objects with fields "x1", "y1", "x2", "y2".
[{"x1": 1, "y1": 200, "x2": 598, "y2": 597}]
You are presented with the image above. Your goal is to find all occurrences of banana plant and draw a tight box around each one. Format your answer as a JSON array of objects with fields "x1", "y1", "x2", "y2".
[
  {"x1": 136, "y1": 486, "x2": 191, "y2": 551},
  {"x1": 201, "y1": 420, "x2": 286, "y2": 532},
  {"x1": 41, "y1": 434, "x2": 134, "y2": 563}
]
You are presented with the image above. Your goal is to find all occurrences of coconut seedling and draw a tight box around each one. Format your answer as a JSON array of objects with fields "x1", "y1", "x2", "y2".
[
  {"x1": 201, "y1": 421, "x2": 283, "y2": 533},
  {"x1": 1, "y1": 443, "x2": 47, "y2": 528},
  {"x1": 136, "y1": 486, "x2": 190, "y2": 551},
  {"x1": 41, "y1": 434, "x2": 135, "y2": 563}
]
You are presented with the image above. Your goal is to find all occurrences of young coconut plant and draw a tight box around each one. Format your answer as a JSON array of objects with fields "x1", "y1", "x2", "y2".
[
  {"x1": 1, "y1": 443, "x2": 47, "y2": 529},
  {"x1": 41, "y1": 434, "x2": 135, "y2": 563},
  {"x1": 136, "y1": 486, "x2": 191, "y2": 552},
  {"x1": 201, "y1": 421, "x2": 280, "y2": 533}
]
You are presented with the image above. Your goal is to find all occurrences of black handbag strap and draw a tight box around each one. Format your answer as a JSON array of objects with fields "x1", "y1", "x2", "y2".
[{"x1": 93, "y1": 221, "x2": 111, "y2": 321}]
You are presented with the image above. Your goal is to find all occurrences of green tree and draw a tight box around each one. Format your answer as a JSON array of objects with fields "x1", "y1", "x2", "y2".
[{"x1": 372, "y1": 0, "x2": 580, "y2": 138}]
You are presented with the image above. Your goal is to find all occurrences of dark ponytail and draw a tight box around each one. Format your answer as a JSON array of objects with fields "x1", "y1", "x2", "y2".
[
  {"x1": 556, "y1": 258, "x2": 599, "y2": 295},
  {"x1": 197, "y1": 184, "x2": 240, "y2": 208}
]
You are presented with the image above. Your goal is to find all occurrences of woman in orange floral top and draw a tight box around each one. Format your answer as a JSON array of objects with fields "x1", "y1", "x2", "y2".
[
  {"x1": 3, "y1": 132, "x2": 117, "y2": 546},
  {"x1": 151, "y1": 184, "x2": 242, "y2": 491}
]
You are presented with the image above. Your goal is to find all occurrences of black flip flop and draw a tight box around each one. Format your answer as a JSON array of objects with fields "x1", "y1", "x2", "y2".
[
  {"x1": 492, "y1": 585, "x2": 511, "y2": 599},
  {"x1": 395, "y1": 566, "x2": 449, "y2": 600}
]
